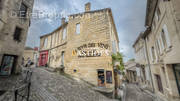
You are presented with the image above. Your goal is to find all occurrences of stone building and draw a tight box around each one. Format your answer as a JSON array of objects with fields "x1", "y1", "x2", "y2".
[
  {"x1": 0, "y1": 0, "x2": 34, "y2": 76},
  {"x1": 23, "y1": 47, "x2": 39, "y2": 67},
  {"x1": 133, "y1": 0, "x2": 180, "y2": 101},
  {"x1": 39, "y1": 3, "x2": 119, "y2": 90},
  {"x1": 133, "y1": 32, "x2": 154, "y2": 91},
  {"x1": 125, "y1": 60, "x2": 140, "y2": 84}
]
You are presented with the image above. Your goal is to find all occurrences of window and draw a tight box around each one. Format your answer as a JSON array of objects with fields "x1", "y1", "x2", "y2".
[
  {"x1": 76, "y1": 23, "x2": 80, "y2": 34},
  {"x1": 13, "y1": 27, "x2": 22, "y2": 42},
  {"x1": 161, "y1": 29, "x2": 167, "y2": 49},
  {"x1": 156, "y1": 7, "x2": 161, "y2": 21},
  {"x1": 52, "y1": 34, "x2": 55, "y2": 47},
  {"x1": 63, "y1": 28, "x2": 66, "y2": 40},
  {"x1": 162, "y1": 67, "x2": 169, "y2": 88},
  {"x1": 106, "y1": 71, "x2": 112, "y2": 83},
  {"x1": 44, "y1": 38, "x2": 48, "y2": 48},
  {"x1": 155, "y1": 74, "x2": 164, "y2": 93},
  {"x1": 150, "y1": 46, "x2": 156, "y2": 61},
  {"x1": 163, "y1": 24, "x2": 171, "y2": 48},
  {"x1": 56, "y1": 33, "x2": 58, "y2": 45},
  {"x1": 61, "y1": 51, "x2": 65, "y2": 66},
  {"x1": 19, "y1": 3, "x2": 27, "y2": 18}
]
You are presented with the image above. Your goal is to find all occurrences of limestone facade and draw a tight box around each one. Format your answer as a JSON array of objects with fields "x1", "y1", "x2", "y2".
[
  {"x1": 0, "y1": 0, "x2": 34, "y2": 75},
  {"x1": 23, "y1": 47, "x2": 39, "y2": 66},
  {"x1": 134, "y1": 0, "x2": 180, "y2": 101},
  {"x1": 124, "y1": 60, "x2": 140, "y2": 83},
  {"x1": 39, "y1": 3, "x2": 119, "y2": 89},
  {"x1": 133, "y1": 33, "x2": 154, "y2": 91}
]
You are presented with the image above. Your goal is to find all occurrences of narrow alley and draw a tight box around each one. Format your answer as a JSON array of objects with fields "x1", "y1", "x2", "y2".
[{"x1": 125, "y1": 84, "x2": 154, "y2": 101}]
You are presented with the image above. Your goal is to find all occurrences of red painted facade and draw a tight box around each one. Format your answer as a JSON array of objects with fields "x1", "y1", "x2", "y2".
[{"x1": 39, "y1": 51, "x2": 48, "y2": 66}]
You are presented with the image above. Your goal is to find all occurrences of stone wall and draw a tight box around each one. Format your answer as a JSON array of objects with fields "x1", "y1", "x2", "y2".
[
  {"x1": 144, "y1": 0, "x2": 180, "y2": 101},
  {"x1": 39, "y1": 8, "x2": 119, "y2": 89},
  {"x1": 0, "y1": 0, "x2": 34, "y2": 74}
]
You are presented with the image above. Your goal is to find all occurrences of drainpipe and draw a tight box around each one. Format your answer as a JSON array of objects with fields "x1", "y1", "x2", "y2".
[{"x1": 143, "y1": 34, "x2": 155, "y2": 93}]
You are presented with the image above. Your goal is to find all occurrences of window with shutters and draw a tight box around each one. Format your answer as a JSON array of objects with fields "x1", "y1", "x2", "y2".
[
  {"x1": 13, "y1": 27, "x2": 22, "y2": 42},
  {"x1": 19, "y1": 3, "x2": 28, "y2": 18}
]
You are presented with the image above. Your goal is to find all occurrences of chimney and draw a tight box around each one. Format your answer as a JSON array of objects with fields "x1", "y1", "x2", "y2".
[
  {"x1": 61, "y1": 17, "x2": 66, "y2": 25},
  {"x1": 85, "y1": 2, "x2": 91, "y2": 12}
]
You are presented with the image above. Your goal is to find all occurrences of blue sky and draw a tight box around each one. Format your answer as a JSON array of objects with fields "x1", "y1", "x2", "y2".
[{"x1": 26, "y1": 0, "x2": 147, "y2": 61}]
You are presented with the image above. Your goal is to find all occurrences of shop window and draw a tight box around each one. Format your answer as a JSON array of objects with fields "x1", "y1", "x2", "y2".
[
  {"x1": 0, "y1": 55, "x2": 17, "y2": 76},
  {"x1": 19, "y1": 3, "x2": 27, "y2": 18},
  {"x1": 13, "y1": 27, "x2": 22, "y2": 42},
  {"x1": 76, "y1": 23, "x2": 80, "y2": 34},
  {"x1": 155, "y1": 74, "x2": 164, "y2": 93},
  {"x1": 106, "y1": 71, "x2": 112, "y2": 83},
  {"x1": 97, "y1": 69, "x2": 105, "y2": 87}
]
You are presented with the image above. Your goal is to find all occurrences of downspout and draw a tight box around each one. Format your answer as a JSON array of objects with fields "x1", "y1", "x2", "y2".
[{"x1": 143, "y1": 35, "x2": 155, "y2": 93}]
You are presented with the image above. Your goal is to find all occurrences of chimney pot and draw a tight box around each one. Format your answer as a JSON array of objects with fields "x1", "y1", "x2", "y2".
[{"x1": 85, "y1": 2, "x2": 91, "y2": 12}]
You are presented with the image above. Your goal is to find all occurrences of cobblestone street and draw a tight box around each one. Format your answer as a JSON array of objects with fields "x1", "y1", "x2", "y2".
[
  {"x1": 125, "y1": 84, "x2": 154, "y2": 101},
  {"x1": 30, "y1": 67, "x2": 117, "y2": 101}
]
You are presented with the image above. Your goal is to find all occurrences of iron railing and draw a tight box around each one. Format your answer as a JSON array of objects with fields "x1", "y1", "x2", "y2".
[{"x1": 14, "y1": 70, "x2": 32, "y2": 101}]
